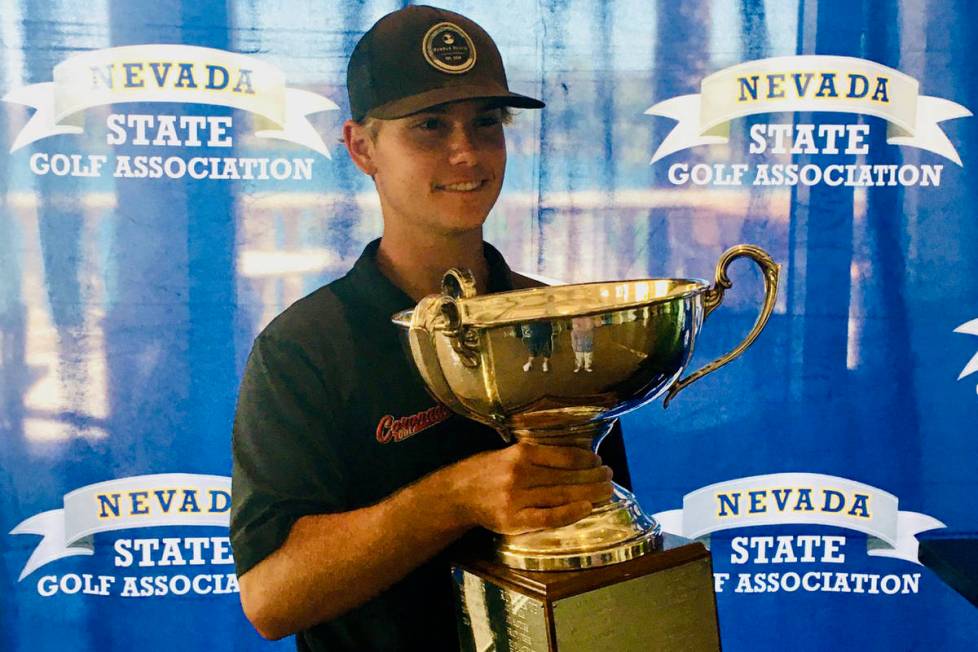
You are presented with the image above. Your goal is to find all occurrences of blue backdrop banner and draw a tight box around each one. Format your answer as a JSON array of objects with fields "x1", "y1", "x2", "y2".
[{"x1": 1, "y1": 1, "x2": 976, "y2": 650}]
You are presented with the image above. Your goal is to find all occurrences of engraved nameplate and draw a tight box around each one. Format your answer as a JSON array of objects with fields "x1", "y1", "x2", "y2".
[{"x1": 453, "y1": 567, "x2": 550, "y2": 652}]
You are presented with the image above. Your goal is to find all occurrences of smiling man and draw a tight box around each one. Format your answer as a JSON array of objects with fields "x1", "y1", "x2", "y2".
[{"x1": 230, "y1": 6, "x2": 630, "y2": 651}]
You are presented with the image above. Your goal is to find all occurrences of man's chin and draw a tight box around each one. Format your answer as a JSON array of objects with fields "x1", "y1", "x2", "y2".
[
  {"x1": 428, "y1": 206, "x2": 493, "y2": 233},
  {"x1": 441, "y1": 222, "x2": 487, "y2": 237},
  {"x1": 420, "y1": 219, "x2": 486, "y2": 240}
]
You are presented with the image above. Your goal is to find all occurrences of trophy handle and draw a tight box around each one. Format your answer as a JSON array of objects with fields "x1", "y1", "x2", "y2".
[
  {"x1": 437, "y1": 268, "x2": 481, "y2": 368},
  {"x1": 662, "y1": 245, "x2": 780, "y2": 408},
  {"x1": 441, "y1": 267, "x2": 478, "y2": 299}
]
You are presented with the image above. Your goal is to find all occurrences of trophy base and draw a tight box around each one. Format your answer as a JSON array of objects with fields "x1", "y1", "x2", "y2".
[
  {"x1": 453, "y1": 536, "x2": 720, "y2": 651},
  {"x1": 496, "y1": 484, "x2": 661, "y2": 571}
]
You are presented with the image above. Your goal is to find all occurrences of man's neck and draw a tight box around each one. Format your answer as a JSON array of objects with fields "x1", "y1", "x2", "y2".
[{"x1": 376, "y1": 228, "x2": 490, "y2": 302}]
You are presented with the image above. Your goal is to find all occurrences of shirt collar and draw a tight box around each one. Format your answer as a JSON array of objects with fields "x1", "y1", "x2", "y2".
[{"x1": 345, "y1": 238, "x2": 516, "y2": 317}]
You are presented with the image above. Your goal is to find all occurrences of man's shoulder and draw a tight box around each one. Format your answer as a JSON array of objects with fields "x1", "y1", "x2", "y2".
[
  {"x1": 509, "y1": 271, "x2": 547, "y2": 290},
  {"x1": 256, "y1": 274, "x2": 356, "y2": 348}
]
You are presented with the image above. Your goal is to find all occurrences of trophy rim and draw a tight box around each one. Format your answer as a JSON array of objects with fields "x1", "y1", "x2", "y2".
[{"x1": 391, "y1": 275, "x2": 710, "y2": 329}]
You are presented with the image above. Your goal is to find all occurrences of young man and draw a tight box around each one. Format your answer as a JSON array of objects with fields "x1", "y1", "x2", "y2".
[{"x1": 230, "y1": 6, "x2": 631, "y2": 650}]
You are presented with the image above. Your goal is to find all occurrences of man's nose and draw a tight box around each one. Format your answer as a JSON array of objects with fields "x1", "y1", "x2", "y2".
[{"x1": 446, "y1": 125, "x2": 479, "y2": 166}]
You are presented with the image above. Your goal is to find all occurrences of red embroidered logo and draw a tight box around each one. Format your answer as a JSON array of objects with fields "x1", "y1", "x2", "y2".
[{"x1": 376, "y1": 405, "x2": 453, "y2": 444}]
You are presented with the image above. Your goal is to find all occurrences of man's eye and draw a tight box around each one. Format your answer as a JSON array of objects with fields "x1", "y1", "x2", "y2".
[
  {"x1": 476, "y1": 115, "x2": 501, "y2": 127},
  {"x1": 416, "y1": 118, "x2": 442, "y2": 130}
]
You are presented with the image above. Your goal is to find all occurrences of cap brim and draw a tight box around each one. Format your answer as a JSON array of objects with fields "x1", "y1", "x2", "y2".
[{"x1": 366, "y1": 84, "x2": 544, "y2": 119}]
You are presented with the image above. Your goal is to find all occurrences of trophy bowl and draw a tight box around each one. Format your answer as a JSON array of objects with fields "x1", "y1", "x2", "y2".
[{"x1": 392, "y1": 245, "x2": 779, "y2": 571}]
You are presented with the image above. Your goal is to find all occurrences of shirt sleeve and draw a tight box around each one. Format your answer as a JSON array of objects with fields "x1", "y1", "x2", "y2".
[{"x1": 230, "y1": 333, "x2": 348, "y2": 577}]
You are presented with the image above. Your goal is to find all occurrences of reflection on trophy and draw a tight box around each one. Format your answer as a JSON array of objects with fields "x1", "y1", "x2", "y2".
[
  {"x1": 393, "y1": 245, "x2": 779, "y2": 651},
  {"x1": 519, "y1": 320, "x2": 554, "y2": 373},
  {"x1": 570, "y1": 316, "x2": 597, "y2": 373}
]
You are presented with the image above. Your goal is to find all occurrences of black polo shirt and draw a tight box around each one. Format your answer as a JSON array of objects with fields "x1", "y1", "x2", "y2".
[{"x1": 230, "y1": 239, "x2": 631, "y2": 651}]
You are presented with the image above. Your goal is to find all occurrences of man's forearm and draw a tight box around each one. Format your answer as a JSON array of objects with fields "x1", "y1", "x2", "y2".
[{"x1": 239, "y1": 464, "x2": 472, "y2": 640}]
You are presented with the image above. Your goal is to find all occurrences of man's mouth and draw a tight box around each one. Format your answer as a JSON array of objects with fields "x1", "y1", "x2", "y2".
[{"x1": 436, "y1": 180, "x2": 486, "y2": 192}]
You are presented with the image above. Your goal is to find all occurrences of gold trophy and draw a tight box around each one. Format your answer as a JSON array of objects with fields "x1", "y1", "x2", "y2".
[{"x1": 393, "y1": 245, "x2": 779, "y2": 651}]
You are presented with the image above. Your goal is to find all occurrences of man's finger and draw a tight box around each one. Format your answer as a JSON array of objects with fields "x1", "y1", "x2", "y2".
[
  {"x1": 520, "y1": 482, "x2": 614, "y2": 508},
  {"x1": 524, "y1": 465, "x2": 613, "y2": 488},
  {"x1": 517, "y1": 501, "x2": 594, "y2": 531},
  {"x1": 522, "y1": 443, "x2": 600, "y2": 470}
]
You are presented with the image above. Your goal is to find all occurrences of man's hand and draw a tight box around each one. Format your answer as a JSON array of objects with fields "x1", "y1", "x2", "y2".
[{"x1": 448, "y1": 442, "x2": 613, "y2": 535}]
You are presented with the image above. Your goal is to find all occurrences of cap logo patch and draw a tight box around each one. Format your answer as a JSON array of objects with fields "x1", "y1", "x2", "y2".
[{"x1": 422, "y1": 22, "x2": 476, "y2": 74}]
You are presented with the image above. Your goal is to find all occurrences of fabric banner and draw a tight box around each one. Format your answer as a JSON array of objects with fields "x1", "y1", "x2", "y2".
[
  {"x1": 652, "y1": 473, "x2": 946, "y2": 564},
  {"x1": 3, "y1": 45, "x2": 338, "y2": 156},
  {"x1": 11, "y1": 474, "x2": 231, "y2": 580},
  {"x1": 2, "y1": 1, "x2": 976, "y2": 651},
  {"x1": 646, "y1": 55, "x2": 972, "y2": 164}
]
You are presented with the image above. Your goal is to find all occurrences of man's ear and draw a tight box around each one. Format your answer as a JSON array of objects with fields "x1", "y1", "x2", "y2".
[{"x1": 343, "y1": 120, "x2": 378, "y2": 177}]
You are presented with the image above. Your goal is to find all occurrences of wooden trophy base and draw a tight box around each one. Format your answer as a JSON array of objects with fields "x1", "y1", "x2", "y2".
[{"x1": 451, "y1": 535, "x2": 720, "y2": 651}]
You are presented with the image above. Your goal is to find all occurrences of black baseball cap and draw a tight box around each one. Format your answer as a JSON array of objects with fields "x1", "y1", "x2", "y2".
[{"x1": 347, "y1": 5, "x2": 545, "y2": 122}]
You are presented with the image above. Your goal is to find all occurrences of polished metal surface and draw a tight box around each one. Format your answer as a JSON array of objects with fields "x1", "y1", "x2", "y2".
[
  {"x1": 550, "y1": 556, "x2": 720, "y2": 651},
  {"x1": 393, "y1": 245, "x2": 780, "y2": 570},
  {"x1": 454, "y1": 568, "x2": 550, "y2": 652}
]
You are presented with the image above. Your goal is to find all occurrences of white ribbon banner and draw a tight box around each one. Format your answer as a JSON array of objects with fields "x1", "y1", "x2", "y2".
[
  {"x1": 954, "y1": 318, "x2": 978, "y2": 382},
  {"x1": 652, "y1": 473, "x2": 945, "y2": 565},
  {"x1": 646, "y1": 55, "x2": 971, "y2": 165},
  {"x1": 2, "y1": 44, "x2": 338, "y2": 157},
  {"x1": 10, "y1": 473, "x2": 231, "y2": 581}
]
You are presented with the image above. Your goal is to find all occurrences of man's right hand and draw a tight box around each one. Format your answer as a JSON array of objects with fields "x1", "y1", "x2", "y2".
[{"x1": 446, "y1": 442, "x2": 614, "y2": 535}]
